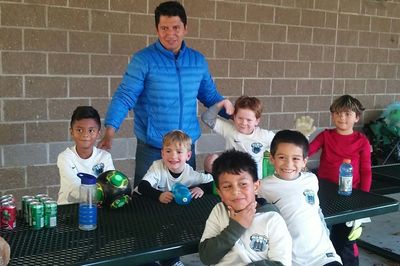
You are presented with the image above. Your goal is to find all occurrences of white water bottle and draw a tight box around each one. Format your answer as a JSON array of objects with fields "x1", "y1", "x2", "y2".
[{"x1": 77, "y1": 173, "x2": 98, "y2": 230}]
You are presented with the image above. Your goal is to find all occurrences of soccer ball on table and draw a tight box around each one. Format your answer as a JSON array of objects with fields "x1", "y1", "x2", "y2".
[{"x1": 96, "y1": 170, "x2": 132, "y2": 209}]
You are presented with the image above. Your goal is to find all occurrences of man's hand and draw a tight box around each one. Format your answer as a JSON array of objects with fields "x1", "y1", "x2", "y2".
[
  {"x1": 218, "y1": 99, "x2": 234, "y2": 116},
  {"x1": 295, "y1": 116, "x2": 316, "y2": 137},
  {"x1": 97, "y1": 127, "x2": 115, "y2": 150},
  {"x1": 159, "y1": 191, "x2": 174, "y2": 204},
  {"x1": 190, "y1": 187, "x2": 204, "y2": 199},
  {"x1": 0, "y1": 236, "x2": 10, "y2": 266},
  {"x1": 228, "y1": 201, "x2": 257, "y2": 229}
]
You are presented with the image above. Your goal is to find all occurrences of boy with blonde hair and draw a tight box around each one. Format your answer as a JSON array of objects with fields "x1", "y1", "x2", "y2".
[{"x1": 136, "y1": 130, "x2": 213, "y2": 204}]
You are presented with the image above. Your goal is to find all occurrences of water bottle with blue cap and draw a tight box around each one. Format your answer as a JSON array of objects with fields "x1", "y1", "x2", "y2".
[
  {"x1": 172, "y1": 183, "x2": 192, "y2": 205},
  {"x1": 77, "y1": 173, "x2": 98, "y2": 230}
]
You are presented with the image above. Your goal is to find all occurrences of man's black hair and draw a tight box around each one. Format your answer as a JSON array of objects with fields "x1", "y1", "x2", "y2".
[
  {"x1": 70, "y1": 106, "x2": 101, "y2": 129},
  {"x1": 212, "y1": 149, "x2": 258, "y2": 188},
  {"x1": 270, "y1": 130, "x2": 309, "y2": 158},
  {"x1": 154, "y1": 1, "x2": 187, "y2": 27}
]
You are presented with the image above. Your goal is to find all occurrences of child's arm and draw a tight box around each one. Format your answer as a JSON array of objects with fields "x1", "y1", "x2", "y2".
[
  {"x1": 201, "y1": 99, "x2": 233, "y2": 129},
  {"x1": 57, "y1": 153, "x2": 81, "y2": 204},
  {"x1": 308, "y1": 131, "x2": 324, "y2": 157},
  {"x1": 0, "y1": 236, "x2": 10, "y2": 266},
  {"x1": 199, "y1": 213, "x2": 246, "y2": 265},
  {"x1": 137, "y1": 180, "x2": 162, "y2": 201},
  {"x1": 359, "y1": 138, "x2": 372, "y2": 192}
]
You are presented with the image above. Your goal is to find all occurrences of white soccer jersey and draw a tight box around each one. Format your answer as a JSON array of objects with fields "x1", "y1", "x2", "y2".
[
  {"x1": 141, "y1": 160, "x2": 213, "y2": 191},
  {"x1": 259, "y1": 172, "x2": 342, "y2": 266},
  {"x1": 214, "y1": 118, "x2": 275, "y2": 179},
  {"x1": 57, "y1": 146, "x2": 114, "y2": 205}
]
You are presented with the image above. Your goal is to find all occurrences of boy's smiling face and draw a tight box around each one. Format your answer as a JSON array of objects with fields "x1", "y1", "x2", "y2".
[
  {"x1": 70, "y1": 118, "x2": 100, "y2": 158},
  {"x1": 217, "y1": 171, "x2": 259, "y2": 212},
  {"x1": 331, "y1": 110, "x2": 359, "y2": 135},
  {"x1": 233, "y1": 108, "x2": 260, "y2": 135},
  {"x1": 161, "y1": 143, "x2": 191, "y2": 174},
  {"x1": 270, "y1": 143, "x2": 307, "y2": 181}
]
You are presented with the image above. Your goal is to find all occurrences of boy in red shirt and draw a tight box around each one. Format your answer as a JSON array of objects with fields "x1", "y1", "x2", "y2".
[{"x1": 309, "y1": 94, "x2": 371, "y2": 266}]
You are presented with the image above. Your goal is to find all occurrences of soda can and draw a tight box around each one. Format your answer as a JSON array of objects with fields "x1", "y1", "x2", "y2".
[
  {"x1": 0, "y1": 194, "x2": 14, "y2": 201},
  {"x1": 1, "y1": 202, "x2": 16, "y2": 230},
  {"x1": 39, "y1": 196, "x2": 52, "y2": 203},
  {"x1": 28, "y1": 199, "x2": 40, "y2": 226},
  {"x1": 1, "y1": 196, "x2": 15, "y2": 205},
  {"x1": 43, "y1": 200, "x2": 57, "y2": 228},
  {"x1": 21, "y1": 196, "x2": 35, "y2": 223},
  {"x1": 30, "y1": 202, "x2": 44, "y2": 230},
  {"x1": 35, "y1": 194, "x2": 49, "y2": 201}
]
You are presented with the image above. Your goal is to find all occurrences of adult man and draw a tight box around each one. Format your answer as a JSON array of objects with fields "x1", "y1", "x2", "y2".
[{"x1": 98, "y1": 1, "x2": 233, "y2": 187}]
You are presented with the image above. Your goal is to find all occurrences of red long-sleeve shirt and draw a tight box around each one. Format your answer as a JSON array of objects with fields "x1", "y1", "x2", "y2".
[{"x1": 309, "y1": 129, "x2": 372, "y2": 192}]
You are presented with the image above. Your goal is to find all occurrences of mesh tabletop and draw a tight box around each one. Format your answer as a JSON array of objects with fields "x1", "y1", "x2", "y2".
[
  {"x1": 1, "y1": 194, "x2": 220, "y2": 266},
  {"x1": 371, "y1": 164, "x2": 400, "y2": 194},
  {"x1": 319, "y1": 179, "x2": 399, "y2": 225}
]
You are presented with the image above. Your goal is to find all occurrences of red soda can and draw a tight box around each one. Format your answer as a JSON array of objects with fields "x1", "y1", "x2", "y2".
[
  {"x1": 0, "y1": 194, "x2": 14, "y2": 201},
  {"x1": 1, "y1": 201, "x2": 16, "y2": 230},
  {"x1": 1, "y1": 196, "x2": 15, "y2": 205}
]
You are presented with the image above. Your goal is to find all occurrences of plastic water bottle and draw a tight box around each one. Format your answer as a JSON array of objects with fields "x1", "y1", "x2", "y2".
[
  {"x1": 338, "y1": 159, "x2": 353, "y2": 196},
  {"x1": 77, "y1": 173, "x2": 98, "y2": 230},
  {"x1": 172, "y1": 183, "x2": 192, "y2": 205}
]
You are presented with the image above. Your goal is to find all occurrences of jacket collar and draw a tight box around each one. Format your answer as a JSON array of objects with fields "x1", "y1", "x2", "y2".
[{"x1": 155, "y1": 39, "x2": 187, "y2": 60}]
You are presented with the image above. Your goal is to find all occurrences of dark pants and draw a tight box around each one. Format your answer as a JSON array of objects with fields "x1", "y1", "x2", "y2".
[
  {"x1": 134, "y1": 139, "x2": 196, "y2": 186},
  {"x1": 330, "y1": 223, "x2": 359, "y2": 266}
]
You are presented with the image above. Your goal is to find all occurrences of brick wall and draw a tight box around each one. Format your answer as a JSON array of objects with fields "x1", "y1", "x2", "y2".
[{"x1": 1, "y1": 0, "x2": 400, "y2": 204}]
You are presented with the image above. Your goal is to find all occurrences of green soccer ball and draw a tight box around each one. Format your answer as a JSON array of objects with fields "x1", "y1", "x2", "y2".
[{"x1": 96, "y1": 170, "x2": 132, "y2": 209}]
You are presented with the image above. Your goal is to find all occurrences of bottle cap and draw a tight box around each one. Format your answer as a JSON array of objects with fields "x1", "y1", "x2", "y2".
[
  {"x1": 343, "y1": 159, "x2": 351, "y2": 163},
  {"x1": 77, "y1": 172, "x2": 97, "y2": 184}
]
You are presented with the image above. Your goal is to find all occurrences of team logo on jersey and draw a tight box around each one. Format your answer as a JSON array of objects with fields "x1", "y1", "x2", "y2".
[
  {"x1": 303, "y1": 189, "x2": 315, "y2": 205},
  {"x1": 251, "y1": 142, "x2": 263, "y2": 154},
  {"x1": 92, "y1": 163, "x2": 105, "y2": 176},
  {"x1": 249, "y1": 234, "x2": 269, "y2": 252}
]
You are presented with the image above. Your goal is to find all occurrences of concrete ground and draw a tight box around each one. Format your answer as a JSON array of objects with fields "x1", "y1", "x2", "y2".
[{"x1": 181, "y1": 192, "x2": 400, "y2": 266}]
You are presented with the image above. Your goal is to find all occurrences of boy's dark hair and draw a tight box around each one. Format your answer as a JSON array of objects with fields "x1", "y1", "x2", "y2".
[
  {"x1": 70, "y1": 106, "x2": 101, "y2": 129},
  {"x1": 270, "y1": 130, "x2": 309, "y2": 158},
  {"x1": 212, "y1": 149, "x2": 258, "y2": 188},
  {"x1": 329, "y1": 94, "x2": 365, "y2": 117},
  {"x1": 155, "y1": 1, "x2": 187, "y2": 27},
  {"x1": 234, "y1": 95, "x2": 263, "y2": 119}
]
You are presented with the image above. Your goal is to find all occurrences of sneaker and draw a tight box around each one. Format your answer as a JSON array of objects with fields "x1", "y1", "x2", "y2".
[{"x1": 172, "y1": 261, "x2": 185, "y2": 266}]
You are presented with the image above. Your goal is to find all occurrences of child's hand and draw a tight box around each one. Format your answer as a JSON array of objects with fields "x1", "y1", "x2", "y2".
[
  {"x1": 228, "y1": 201, "x2": 257, "y2": 229},
  {"x1": 190, "y1": 187, "x2": 204, "y2": 199},
  {"x1": 159, "y1": 191, "x2": 174, "y2": 204},
  {"x1": 295, "y1": 116, "x2": 316, "y2": 137},
  {"x1": 0, "y1": 236, "x2": 10, "y2": 266},
  {"x1": 218, "y1": 99, "x2": 234, "y2": 115}
]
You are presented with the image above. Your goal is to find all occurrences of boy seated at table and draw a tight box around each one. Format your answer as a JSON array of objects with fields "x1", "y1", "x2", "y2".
[
  {"x1": 136, "y1": 130, "x2": 213, "y2": 203},
  {"x1": 199, "y1": 149, "x2": 292, "y2": 266},
  {"x1": 308, "y1": 94, "x2": 371, "y2": 266},
  {"x1": 259, "y1": 130, "x2": 342, "y2": 266},
  {"x1": 57, "y1": 106, "x2": 115, "y2": 205}
]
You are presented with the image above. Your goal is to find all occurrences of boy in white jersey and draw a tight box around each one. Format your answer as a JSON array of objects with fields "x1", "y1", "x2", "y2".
[
  {"x1": 201, "y1": 96, "x2": 275, "y2": 179},
  {"x1": 136, "y1": 130, "x2": 213, "y2": 203},
  {"x1": 199, "y1": 149, "x2": 292, "y2": 266},
  {"x1": 259, "y1": 130, "x2": 342, "y2": 266},
  {"x1": 57, "y1": 106, "x2": 115, "y2": 205}
]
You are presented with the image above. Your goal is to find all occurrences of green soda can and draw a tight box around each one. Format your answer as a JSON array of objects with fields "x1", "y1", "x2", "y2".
[
  {"x1": 39, "y1": 196, "x2": 52, "y2": 203},
  {"x1": 35, "y1": 194, "x2": 48, "y2": 202},
  {"x1": 21, "y1": 196, "x2": 35, "y2": 223},
  {"x1": 30, "y1": 202, "x2": 44, "y2": 229},
  {"x1": 43, "y1": 200, "x2": 57, "y2": 228},
  {"x1": 27, "y1": 199, "x2": 40, "y2": 225}
]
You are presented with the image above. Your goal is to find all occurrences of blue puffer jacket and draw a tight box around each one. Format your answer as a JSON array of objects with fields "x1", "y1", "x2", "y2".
[{"x1": 104, "y1": 40, "x2": 224, "y2": 149}]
